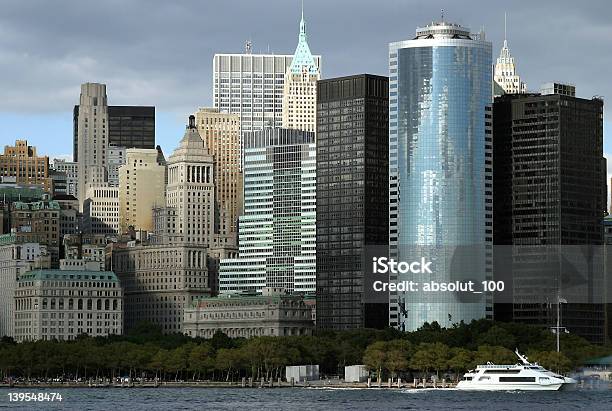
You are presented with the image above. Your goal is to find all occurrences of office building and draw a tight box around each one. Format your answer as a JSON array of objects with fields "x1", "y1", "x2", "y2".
[
  {"x1": 54, "y1": 194, "x2": 79, "y2": 237},
  {"x1": 493, "y1": 16, "x2": 526, "y2": 94},
  {"x1": 195, "y1": 108, "x2": 242, "y2": 236},
  {"x1": 10, "y1": 195, "x2": 61, "y2": 266},
  {"x1": 0, "y1": 234, "x2": 50, "y2": 338},
  {"x1": 107, "y1": 106, "x2": 155, "y2": 149},
  {"x1": 0, "y1": 140, "x2": 52, "y2": 192},
  {"x1": 213, "y1": 53, "x2": 321, "y2": 145},
  {"x1": 389, "y1": 21, "x2": 493, "y2": 331},
  {"x1": 316, "y1": 74, "x2": 389, "y2": 330},
  {"x1": 219, "y1": 128, "x2": 316, "y2": 294},
  {"x1": 493, "y1": 86, "x2": 606, "y2": 343},
  {"x1": 109, "y1": 241, "x2": 210, "y2": 333},
  {"x1": 281, "y1": 10, "x2": 320, "y2": 132},
  {"x1": 106, "y1": 145, "x2": 126, "y2": 187},
  {"x1": 183, "y1": 288, "x2": 313, "y2": 338},
  {"x1": 14, "y1": 269, "x2": 123, "y2": 341},
  {"x1": 118, "y1": 147, "x2": 166, "y2": 233},
  {"x1": 75, "y1": 83, "x2": 109, "y2": 207},
  {"x1": 163, "y1": 116, "x2": 215, "y2": 245},
  {"x1": 82, "y1": 185, "x2": 120, "y2": 235},
  {"x1": 51, "y1": 159, "x2": 78, "y2": 198}
]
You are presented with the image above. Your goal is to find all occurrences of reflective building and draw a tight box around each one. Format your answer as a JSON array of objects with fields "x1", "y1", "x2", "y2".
[{"x1": 389, "y1": 22, "x2": 493, "y2": 331}]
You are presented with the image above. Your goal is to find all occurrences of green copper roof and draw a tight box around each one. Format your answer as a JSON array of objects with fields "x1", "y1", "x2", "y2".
[
  {"x1": 288, "y1": 9, "x2": 318, "y2": 75},
  {"x1": 18, "y1": 269, "x2": 119, "y2": 282}
]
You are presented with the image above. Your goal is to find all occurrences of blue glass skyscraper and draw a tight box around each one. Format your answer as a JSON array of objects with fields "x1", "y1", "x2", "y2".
[{"x1": 388, "y1": 21, "x2": 493, "y2": 331}]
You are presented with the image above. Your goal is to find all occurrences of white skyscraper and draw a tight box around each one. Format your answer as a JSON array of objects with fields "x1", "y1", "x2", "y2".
[
  {"x1": 219, "y1": 128, "x2": 316, "y2": 294},
  {"x1": 165, "y1": 116, "x2": 216, "y2": 246},
  {"x1": 494, "y1": 15, "x2": 526, "y2": 94},
  {"x1": 76, "y1": 83, "x2": 109, "y2": 208},
  {"x1": 212, "y1": 52, "x2": 321, "y2": 146},
  {"x1": 281, "y1": 7, "x2": 320, "y2": 133}
]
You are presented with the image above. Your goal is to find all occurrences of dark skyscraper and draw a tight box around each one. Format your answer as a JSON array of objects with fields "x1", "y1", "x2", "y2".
[
  {"x1": 73, "y1": 106, "x2": 155, "y2": 162},
  {"x1": 493, "y1": 85, "x2": 606, "y2": 343},
  {"x1": 316, "y1": 74, "x2": 389, "y2": 330}
]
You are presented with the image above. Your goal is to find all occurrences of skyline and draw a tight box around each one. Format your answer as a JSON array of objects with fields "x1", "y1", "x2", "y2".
[{"x1": 1, "y1": 0, "x2": 611, "y2": 170}]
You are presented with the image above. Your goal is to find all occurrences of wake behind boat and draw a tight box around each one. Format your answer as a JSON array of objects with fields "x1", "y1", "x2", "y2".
[{"x1": 456, "y1": 350, "x2": 576, "y2": 391}]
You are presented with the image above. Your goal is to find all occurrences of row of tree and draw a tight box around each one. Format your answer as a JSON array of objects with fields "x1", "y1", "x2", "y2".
[{"x1": 0, "y1": 320, "x2": 608, "y2": 381}]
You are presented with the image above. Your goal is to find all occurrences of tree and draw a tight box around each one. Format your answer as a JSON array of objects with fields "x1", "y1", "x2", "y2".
[
  {"x1": 384, "y1": 340, "x2": 411, "y2": 380},
  {"x1": 410, "y1": 343, "x2": 450, "y2": 378},
  {"x1": 363, "y1": 341, "x2": 387, "y2": 383},
  {"x1": 528, "y1": 351, "x2": 572, "y2": 373},
  {"x1": 188, "y1": 343, "x2": 213, "y2": 380},
  {"x1": 472, "y1": 345, "x2": 516, "y2": 367},
  {"x1": 476, "y1": 325, "x2": 516, "y2": 350},
  {"x1": 215, "y1": 348, "x2": 243, "y2": 382},
  {"x1": 447, "y1": 348, "x2": 473, "y2": 380}
]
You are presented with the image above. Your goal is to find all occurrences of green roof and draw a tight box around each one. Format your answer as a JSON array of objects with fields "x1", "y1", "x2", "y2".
[
  {"x1": 0, "y1": 233, "x2": 17, "y2": 246},
  {"x1": 18, "y1": 269, "x2": 119, "y2": 282},
  {"x1": 13, "y1": 200, "x2": 60, "y2": 211},
  {"x1": 583, "y1": 355, "x2": 612, "y2": 366}
]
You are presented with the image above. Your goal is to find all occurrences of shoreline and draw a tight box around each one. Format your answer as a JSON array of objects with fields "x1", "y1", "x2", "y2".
[{"x1": 0, "y1": 381, "x2": 457, "y2": 389}]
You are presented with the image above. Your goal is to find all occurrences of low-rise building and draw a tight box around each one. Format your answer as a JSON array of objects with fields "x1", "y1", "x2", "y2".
[
  {"x1": 14, "y1": 269, "x2": 123, "y2": 341},
  {"x1": 183, "y1": 288, "x2": 314, "y2": 339}
]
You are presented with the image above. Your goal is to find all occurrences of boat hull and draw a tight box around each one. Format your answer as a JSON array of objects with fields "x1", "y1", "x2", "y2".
[{"x1": 456, "y1": 382, "x2": 567, "y2": 391}]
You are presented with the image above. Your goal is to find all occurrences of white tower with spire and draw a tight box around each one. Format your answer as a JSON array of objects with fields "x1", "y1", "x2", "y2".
[
  {"x1": 494, "y1": 13, "x2": 526, "y2": 94},
  {"x1": 165, "y1": 115, "x2": 216, "y2": 246},
  {"x1": 281, "y1": 3, "x2": 320, "y2": 132}
]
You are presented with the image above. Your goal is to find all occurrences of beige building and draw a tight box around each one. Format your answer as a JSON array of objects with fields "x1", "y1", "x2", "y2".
[
  {"x1": 195, "y1": 108, "x2": 242, "y2": 236},
  {"x1": 50, "y1": 159, "x2": 78, "y2": 198},
  {"x1": 183, "y1": 288, "x2": 313, "y2": 339},
  {"x1": 118, "y1": 147, "x2": 166, "y2": 233},
  {"x1": 76, "y1": 83, "x2": 109, "y2": 208},
  {"x1": 494, "y1": 18, "x2": 526, "y2": 95},
  {"x1": 14, "y1": 269, "x2": 123, "y2": 341},
  {"x1": 109, "y1": 241, "x2": 211, "y2": 333},
  {"x1": 165, "y1": 116, "x2": 215, "y2": 246},
  {"x1": 82, "y1": 185, "x2": 120, "y2": 235},
  {"x1": 0, "y1": 234, "x2": 50, "y2": 338},
  {"x1": 281, "y1": 13, "x2": 320, "y2": 133},
  {"x1": 0, "y1": 140, "x2": 52, "y2": 192}
]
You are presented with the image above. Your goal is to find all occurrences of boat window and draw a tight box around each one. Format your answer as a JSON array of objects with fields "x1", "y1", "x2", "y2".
[
  {"x1": 463, "y1": 377, "x2": 472, "y2": 381},
  {"x1": 484, "y1": 369, "x2": 520, "y2": 374},
  {"x1": 478, "y1": 376, "x2": 490, "y2": 381},
  {"x1": 499, "y1": 377, "x2": 536, "y2": 382}
]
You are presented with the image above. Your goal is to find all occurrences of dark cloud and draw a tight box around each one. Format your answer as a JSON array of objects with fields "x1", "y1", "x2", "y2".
[{"x1": 0, "y1": 0, "x2": 610, "y2": 116}]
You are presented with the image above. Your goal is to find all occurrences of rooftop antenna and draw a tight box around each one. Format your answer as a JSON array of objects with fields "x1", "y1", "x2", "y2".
[
  {"x1": 504, "y1": 12, "x2": 508, "y2": 47},
  {"x1": 245, "y1": 39, "x2": 252, "y2": 54},
  {"x1": 441, "y1": 8, "x2": 444, "y2": 22}
]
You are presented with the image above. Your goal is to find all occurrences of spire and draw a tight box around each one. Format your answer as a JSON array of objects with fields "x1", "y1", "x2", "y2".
[
  {"x1": 504, "y1": 12, "x2": 508, "y2": 49},
  {"x1": 289, "y1": 1, "x2": 318, "y2": 75}
]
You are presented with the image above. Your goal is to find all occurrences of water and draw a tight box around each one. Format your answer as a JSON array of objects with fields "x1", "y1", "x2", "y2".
[{"x1": 1, "y1": 387, "x2": 611, "y2": 410}]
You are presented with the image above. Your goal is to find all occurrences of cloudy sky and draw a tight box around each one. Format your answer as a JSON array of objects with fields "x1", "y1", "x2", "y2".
[{"x1": 1, "y1": 0, "x2": 611, "y2": 171}]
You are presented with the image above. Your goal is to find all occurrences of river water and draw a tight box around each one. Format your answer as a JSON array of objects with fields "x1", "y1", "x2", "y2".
[{"x1": 1, "y1": 387, "x2": 611, "y2": 410}]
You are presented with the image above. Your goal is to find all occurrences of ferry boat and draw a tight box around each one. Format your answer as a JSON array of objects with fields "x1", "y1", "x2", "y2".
[{"x1": 456, "y1": 350, "x2": 576, "y2": 391}]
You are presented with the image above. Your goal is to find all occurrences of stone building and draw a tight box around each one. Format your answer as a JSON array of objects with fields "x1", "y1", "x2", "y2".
[
  {"x1": 0, "y1": 234, "x2": 50, "y2": 338},
  {"x1": 109, "y1": 241, "x2": 211, "y2": 333},
  {"x1": 14, "y1": 269, "x2": 123, "y2": 341},
  {"x1": 183, "y1": 288, "x2": 313, "y2": 339},
  {"x1": 118, "y1": 147, "x2": 166, "y2": 233},
  {"x1": 0, "y1": 140, "x2": 52, "y2": 192}
]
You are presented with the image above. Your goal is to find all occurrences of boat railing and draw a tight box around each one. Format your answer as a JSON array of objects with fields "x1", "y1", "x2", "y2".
[{"x1": 475, "y1": 364, "x2": 521, "y2": 369}]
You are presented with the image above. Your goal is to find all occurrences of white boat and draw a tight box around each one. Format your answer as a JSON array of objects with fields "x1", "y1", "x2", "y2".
[{"x1": 456, "y1": 349, "x2": 577, "y2": 391}]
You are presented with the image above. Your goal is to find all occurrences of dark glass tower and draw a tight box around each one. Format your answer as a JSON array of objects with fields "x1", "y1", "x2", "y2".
[
  {"x1": 316, "y1": 74, "x2": 389, "y2": 329},
  {"x1": 73, "y1": 106, "x2": 155, "y2": 162},
  {"x1": 493, "y1": 87, "x2": 606, "y2": 343}
]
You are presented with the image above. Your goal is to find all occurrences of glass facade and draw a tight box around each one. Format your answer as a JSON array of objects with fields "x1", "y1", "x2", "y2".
[
  {"x1": 316, "y1": 75, "x2": 389, "y2": 330},
  {"x1": 389, "y1": 23, "x2": 493, "y2": 331},
  {"x1": 219, "y1": 128, "x2": 316, "y2": 294}
]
